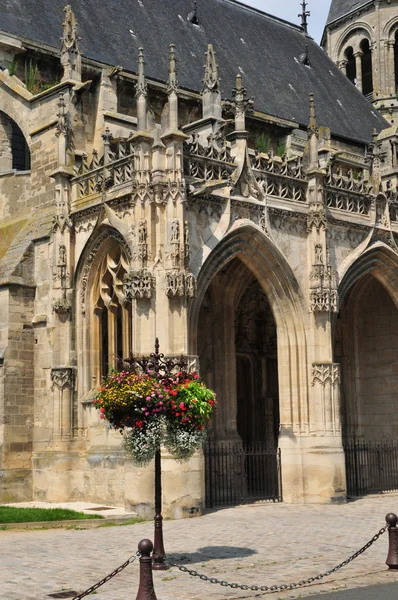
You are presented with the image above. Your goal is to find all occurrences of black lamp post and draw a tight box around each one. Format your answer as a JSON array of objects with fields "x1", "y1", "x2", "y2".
[{"x1": 125, "y1": 338, "x2": 188, "y2": 571}]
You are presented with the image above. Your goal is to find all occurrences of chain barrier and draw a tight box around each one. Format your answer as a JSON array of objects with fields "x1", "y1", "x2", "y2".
[
  {"x1": 71, "y1": 552, "x2": 139, "y2": 600},
  {"x1": 165, "y1": 525, "x2": 388, "y2": 594}
]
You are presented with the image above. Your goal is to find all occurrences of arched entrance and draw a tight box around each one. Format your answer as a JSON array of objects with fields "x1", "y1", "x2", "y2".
[
  {"x1": 336, "y1": 270, "x2": 398, "y2": 496},
  {"x1": 197, "y1": 257, "x2": 281, "y2": 506}
]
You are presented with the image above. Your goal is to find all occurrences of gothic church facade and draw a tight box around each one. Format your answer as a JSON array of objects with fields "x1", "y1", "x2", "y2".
[{"x1": 0, "y1": 0, "x2": 398, "y2": 516}]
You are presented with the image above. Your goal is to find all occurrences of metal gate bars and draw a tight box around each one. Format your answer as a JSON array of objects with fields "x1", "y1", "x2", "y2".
[
  {"x1": 203, "y1": 441, "x2": 282, "y2": 508},
  {"x1": 344, "y1": 440, "x2": 398, "y2": 497}
]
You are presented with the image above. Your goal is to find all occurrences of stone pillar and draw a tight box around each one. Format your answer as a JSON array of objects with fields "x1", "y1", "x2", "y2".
[
  {"x1": 354, "y1": 51, "x2": 363, "y2": 92},
  {"x1": 51, "y1": 368, "x2": 75, "y2": 441},
  {"x1": 339, "y1": 59, "x2": 348, "y2": 75},
  {"x1": 0, "y1": 112, "x2": 13, "y2": 172},
  {"x1": 388, "y1": 41, "x2": 396, "y2": 96}
]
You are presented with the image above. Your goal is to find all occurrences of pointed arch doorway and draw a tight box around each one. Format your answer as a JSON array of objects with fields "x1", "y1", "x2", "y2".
[{"x1": 197, "y1": 258, "x2": 281, "y2": 506}]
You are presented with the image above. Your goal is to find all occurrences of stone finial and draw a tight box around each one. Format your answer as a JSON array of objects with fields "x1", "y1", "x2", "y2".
[
  {"x1": 308, "y1": 93, "x2": 318, "y2": 137},
  {"x1": 56, "y1": 93, "x2": 68, "y2": 137},
  {"x1": 202, "y1": 44, "x2": 222, "y2": 119},
  {"x1": 203, "y1": 44, "x2": 219, "y2": 93},
  {"x1": 60, "y1": 5, "x2": 82, "y2": 82},
  {"x1": 167, "y1": 44, "x2": 179, "y2": 95},
  {"x1": 136, "y1": 47, "x2": 148, "y2": 132},
  {"x1": 225, "y1": 74, "x2": 254, "y2": 132},
  {"x1": 299, "y1": 0, "x2": 310, "y2": 34},
  {"x1": 136, "y1": 47, "x2": 147, "y2": 98}
]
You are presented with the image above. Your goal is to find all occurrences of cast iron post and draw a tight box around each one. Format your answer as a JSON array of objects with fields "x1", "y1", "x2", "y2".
[
  {"x1": 152, "y1": 448, "x2": 169, "y2": 570},
  {"x1": 136, "y1": 539, "x2": 158, "y2": 600},
  {"x1": 386, "y1": 513, "x2": 398, "y2": 569},
  {"x1": 125, "y1": 339, "x2": 186, "y2": 571}
]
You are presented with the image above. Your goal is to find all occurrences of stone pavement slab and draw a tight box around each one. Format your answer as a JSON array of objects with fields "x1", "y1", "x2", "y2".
[{"x1": 2, "y1": 494, "x2": 398, "y2": 600}]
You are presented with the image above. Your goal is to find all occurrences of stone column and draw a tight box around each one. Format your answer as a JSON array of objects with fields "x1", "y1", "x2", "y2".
[
  {"x1": 0, "y1": 112, "x2": 13, "y2": 172},
  {"x1": 388, "y1": 40, "x2": 396, "y2": 96},
  {"x1": 339, "y1": 59, "x2": 348, "y2": 76},
  {"x1": 354, "y1": 51, "x2": 363, "y2": 92}
]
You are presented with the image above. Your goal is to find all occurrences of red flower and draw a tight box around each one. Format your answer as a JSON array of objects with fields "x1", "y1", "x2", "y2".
[
  {"x1": 99, "y1": 408, "x2": 105, "y2": 414},
  {"x1": 170, "y1": 390, "x2": 178, "y2": 397}
]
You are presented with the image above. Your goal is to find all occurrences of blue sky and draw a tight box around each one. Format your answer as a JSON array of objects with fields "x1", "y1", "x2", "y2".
[{"x1": 242, "y1": 1, "x2": 331, "y2": 43}]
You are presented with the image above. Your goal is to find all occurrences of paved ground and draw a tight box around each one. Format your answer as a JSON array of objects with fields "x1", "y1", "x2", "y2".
[
  {"x1": 2, "y1": 494, "x2": 398, "y2": 600},
  {"x1": 308, "y1": 582, "x2": 398, "y2": 599}
]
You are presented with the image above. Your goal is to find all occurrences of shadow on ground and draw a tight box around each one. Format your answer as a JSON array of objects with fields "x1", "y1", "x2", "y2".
[{"x1": 168, "y1": 545, "x2": 257, "y2": 563}]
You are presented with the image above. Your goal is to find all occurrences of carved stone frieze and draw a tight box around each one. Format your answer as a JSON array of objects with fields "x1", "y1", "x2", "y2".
[
  {"x1": 124, "y1": 269, "x2": 154, "y2": 300},
  {"x1": 185, "y1": 273, "x2": 197, "y2": 298},
  {"x1": 311, "y1": 363, "x2": 340, "y2": 387},
  {"x1": 166, "y1": 270, "x2": 185, "y2": 297},
  {"x1": 307, "y1": 199, "x2": 327, "y2": 232},
  {"x1": 231, "y1": 199, "x2": 264, "y2": 225},
  {"x1": 51, "y1": 367, "x2": 75, "y2": 391},
  {"x1": 53, "y1": 299, "x2": 72, "y2": 315},
  {"x1": 165, "y1": 270, "x2": 197, "y2": 298},
  {"x1": 310, "y1": 288, "x2": 339, "y2": 313}
]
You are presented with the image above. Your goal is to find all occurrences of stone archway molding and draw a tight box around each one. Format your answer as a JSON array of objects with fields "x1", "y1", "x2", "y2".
[{"x1": 188, "y1": 223, "x2": 317, "y2": 503}]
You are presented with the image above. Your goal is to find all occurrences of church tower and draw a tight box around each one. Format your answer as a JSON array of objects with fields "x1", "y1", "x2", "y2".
[{"x1": 323, "y1": 0, "x2": 398, "y2": 125}]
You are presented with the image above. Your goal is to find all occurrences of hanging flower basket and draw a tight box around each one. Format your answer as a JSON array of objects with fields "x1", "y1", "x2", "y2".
[{"x1": 94, "y1": 369, "x2": 217, "y2": 466}]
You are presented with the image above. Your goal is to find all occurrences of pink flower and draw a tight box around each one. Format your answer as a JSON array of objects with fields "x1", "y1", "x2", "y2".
[
  {"x1": 146, "y1": 396, "x2": 151, "y2": 401},
  {"x1": 145, "y1": 412, "x2": 150, "y2": 416}
]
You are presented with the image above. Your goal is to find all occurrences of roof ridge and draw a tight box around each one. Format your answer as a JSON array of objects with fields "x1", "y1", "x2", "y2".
[
  {"x1": 218, "y1": 0, "x2": 306, "y2": 34},
  {"x1": 326, "y1": 0, "x2": 374, "y2": 26}
]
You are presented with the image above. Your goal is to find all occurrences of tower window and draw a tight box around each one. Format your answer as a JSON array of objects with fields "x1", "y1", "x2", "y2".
[
  {"x1": 344, "y1": 47, "x2": 356, "y2": 85},
  {"x1": 360, "y1": 39, "x2": 373, "y2": 98}
]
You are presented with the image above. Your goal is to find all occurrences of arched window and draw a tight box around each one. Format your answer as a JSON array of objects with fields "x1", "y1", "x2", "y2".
[
  {"x1": 360, "y1": 39, "x2": 373, "y2": 98},
  {"x1": 344, "y1": 47, "x2": 356, "y2": 85},
  {"x1": 395, "y1": 31, "x2": 398, "y2": 93},
  {"x1": 92, "y1": 243, "x2": 132, "y2": 378},
  {"x1": 0, "y1": 111, "x2": 30, "y2": 172}
]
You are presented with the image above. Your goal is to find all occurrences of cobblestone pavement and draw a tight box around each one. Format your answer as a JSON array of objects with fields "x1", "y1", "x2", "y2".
[{"x1": 2, "y1": 494, "x2": 398, "y2": 600}]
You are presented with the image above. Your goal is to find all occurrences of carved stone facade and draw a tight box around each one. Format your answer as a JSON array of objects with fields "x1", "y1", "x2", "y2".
[{"x1": 1, "y1": 2, "x2": 398, "y2": 513}]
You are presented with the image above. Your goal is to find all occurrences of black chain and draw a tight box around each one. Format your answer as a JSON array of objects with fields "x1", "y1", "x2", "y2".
[
  {"x1": 166, "y1": 525, "x2": 387, "y2": 594},
  {"x1": 71, "y1": 553, "x2": 139, "y2": 600}
]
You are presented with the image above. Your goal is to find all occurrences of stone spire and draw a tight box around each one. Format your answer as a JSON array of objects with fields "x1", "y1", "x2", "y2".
[
  {"x1": 308, "y1": 93, "x2": 318, "y2": 137},
  {"x1": 60, "y1": 5, "x2": 82, "y2": 82},
  {"x1": 167, "y1": 44, "x2": 179, "y2": 131},
  {"x1": 136, "y1": 47, "x2": 148, "y2": 131},
  {"x1": 308, "y1": 93, "x2": 319, "y2": 170},
  {"x1": 202, "y1": 44, "x2": 222, "y2": 119},
  {"x1": 299, "y1": 0, "x2": 310, "y2": 34}
]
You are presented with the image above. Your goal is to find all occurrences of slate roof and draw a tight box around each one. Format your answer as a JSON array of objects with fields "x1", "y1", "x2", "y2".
[
  {"x1": 326, "y1": 0, "x2": 373, "y2": 25},
  {"x1": 0, "y1": 0, "x2": 387, "y2": 143}
]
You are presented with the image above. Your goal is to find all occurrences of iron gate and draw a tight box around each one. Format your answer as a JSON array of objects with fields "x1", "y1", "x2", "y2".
[
  {"x1": 344, "y1": 440, "x2": 398, "y2": 497},
  {"x1": 203, "y1": 441, "x2": 282, "y2": 508}
]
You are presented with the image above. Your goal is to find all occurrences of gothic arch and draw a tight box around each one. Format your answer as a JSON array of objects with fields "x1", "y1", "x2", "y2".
[
  {"x1": 336, "y1": 23, "x2": 373, "y2": 61},
  {"x1": 383, "y1": 16, "x2": 398, "y2": 40},
  {"x1": 335, "y1": 252, "x2": 398, "y2": 443},
  {"x1": 0, "y1": 109, "x2": 31, "y2": 171},
  {"x1": 338, "y1": 245, "x2": 398, "y2": 311},
  {"x1": 74, "y1": 226, "x2": 132, "y2": 419},
  {"x1": 0, "y1": 84, "x2": 31, "y2": 142},
  {"x1": 189, "y1": 224, "x2": 309, "y2": 439}
]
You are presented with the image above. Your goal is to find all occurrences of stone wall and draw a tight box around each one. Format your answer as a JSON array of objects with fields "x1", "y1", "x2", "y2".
[{"x1": 355, "y1": 278, "x2": 398, "y2": 439}]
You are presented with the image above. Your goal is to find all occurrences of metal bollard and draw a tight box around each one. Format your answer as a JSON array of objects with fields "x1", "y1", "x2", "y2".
[
  {"x1": 136, "y1": 539, "x2": 158, "y2": 600},
  {"x1": 386, "y1": 513, "x2": 398, "y2": 570}
]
